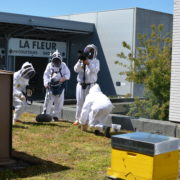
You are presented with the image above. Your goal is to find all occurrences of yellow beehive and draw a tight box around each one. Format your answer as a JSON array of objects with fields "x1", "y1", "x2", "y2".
[
  {"x1": 107, "y1": 132, "x2": 180, "y2": 180},
  {"x1": 107, "y1": 148, "x2": 179, "y2": 180}
]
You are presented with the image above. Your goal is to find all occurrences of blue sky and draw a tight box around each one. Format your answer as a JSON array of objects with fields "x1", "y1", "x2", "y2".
[{"x1": 0, "y1": 0, "x2": 173, "y2": 17}]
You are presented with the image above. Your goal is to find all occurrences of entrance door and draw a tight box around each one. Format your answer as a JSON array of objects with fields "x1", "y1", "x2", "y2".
[{"x1": 15, "y1": 56, "x2": 49, "y2": 100}]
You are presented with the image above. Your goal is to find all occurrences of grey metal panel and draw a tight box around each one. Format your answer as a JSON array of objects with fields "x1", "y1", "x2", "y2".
[
  {"x1": 135, "y1": 8, "x2": 173, "y2": 97},
  {"x1": 135, "y1": 8, "x2": 172, "y2": 35},
  {"x1": 0, "y1": 12, "x2": 94, "y2": 33},
  {"x1": 112, "y1": 132, "x2": 180, "y2": 155}
]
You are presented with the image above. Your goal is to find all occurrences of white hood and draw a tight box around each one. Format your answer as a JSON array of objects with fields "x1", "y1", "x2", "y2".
[
  {"x1": 84, "y1": 44, "x2": 98, "y2": 59},
  {"x1": 20, "y1": 62, "x2": 35, "y2": 79}
]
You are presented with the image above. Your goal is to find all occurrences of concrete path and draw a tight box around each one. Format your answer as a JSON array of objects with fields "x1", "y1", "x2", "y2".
[{"x1": 27, "y1": 101, "x2": 180, "y2": 137}]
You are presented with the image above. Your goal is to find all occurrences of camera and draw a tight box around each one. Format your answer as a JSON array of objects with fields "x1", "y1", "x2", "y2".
[
  {"x1": 81, "y1": 83, "x2": 88, "y2": 89},
  {"x1": 78, "y1": 50, "x2": 89, "y2": 61}
]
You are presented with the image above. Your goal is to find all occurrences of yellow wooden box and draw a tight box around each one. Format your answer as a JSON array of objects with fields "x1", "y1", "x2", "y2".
[
  {"x1": 107, "y1": 147, "x2": 179, "y2": 180},
  {"x1": 107, "y1": 132, "x2": 180, "y2": 180}
]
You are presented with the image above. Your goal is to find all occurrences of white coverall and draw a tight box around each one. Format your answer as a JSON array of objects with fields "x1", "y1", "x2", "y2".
[
  {"x1": 13, "y1": 62, "x2": 35, "y2": 123},
  {"x1": 74, "y1": 44, "x2": 100, "y2": 123},
  {"x1": 43, "y1": 62, "x2": 70, "y2": 119},
  {"x1": 13, "y1": 71, "x2": 29, "y2": 122},
  {"x1": 79, "y1": 84, "x2": 113, "y2": 131}
]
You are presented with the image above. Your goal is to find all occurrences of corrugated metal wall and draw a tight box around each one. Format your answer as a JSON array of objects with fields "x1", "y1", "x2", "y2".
[{"x1": 169, "y1": 0, "x2": 180, "y2": 122}]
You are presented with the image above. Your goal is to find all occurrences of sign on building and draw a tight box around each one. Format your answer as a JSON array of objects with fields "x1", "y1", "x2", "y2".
[{"x1": 8, "y1": 38, "x2": 66, "y2": 58}]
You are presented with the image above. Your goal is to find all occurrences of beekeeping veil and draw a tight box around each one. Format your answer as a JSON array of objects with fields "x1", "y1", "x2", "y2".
[
  {"x1": 20, "y1": 62, "x2": 35, "y2": 79},
  {"x1": 51, "y1": 50, "x2": 62, "y2": 67},
  {"x1": 83, "y1": 44, "x2": 98, "y2": 59}
]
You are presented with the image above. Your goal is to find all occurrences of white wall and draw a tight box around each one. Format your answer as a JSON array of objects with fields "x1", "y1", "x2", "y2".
[
  {"x1": 54, "y1": 8, "x2": 172, "y2": 98},
  {"x1": 54, "y1": 9, "x2": 135, "y2": 96},
  {"x1": 169, "y1": 0, "x2": 180, "y2": 122}
]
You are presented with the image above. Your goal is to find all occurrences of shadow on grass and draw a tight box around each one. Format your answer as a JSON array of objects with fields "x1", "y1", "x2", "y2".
[
  {"x1": 19, "y1": 121, "x2": 69, "y2": 128},
  {"x1": 13, "y1": 124, "x2": 29, "y2": 129},
  {"x1": 84, "y1": 130, "x2": 108, "y2": 138},
  {"x1": 85, "y1": 129, "x2": 122, "y2": 139},
  {"x1": 0, "y1": 150, "x2": 70, "y2": 179}
]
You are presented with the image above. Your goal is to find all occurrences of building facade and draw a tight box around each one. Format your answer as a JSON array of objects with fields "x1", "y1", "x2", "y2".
[
  {"x1": 0, "y1": 8, "x2": 172, "y2": 100},
  {"x1": 54, "y1": 8, "x2": 172, "y2": 97},
  {"x1": 0, "y1": 12, "x2": 94, "y2": 99}
]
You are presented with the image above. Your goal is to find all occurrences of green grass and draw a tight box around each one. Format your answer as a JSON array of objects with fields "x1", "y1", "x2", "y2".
[
  {"x1": 1, "y1": 113, "x2": 180, "y2": 180},
  {"x1": 0, "y1": 113, "x2": 112, "y2": 180}
]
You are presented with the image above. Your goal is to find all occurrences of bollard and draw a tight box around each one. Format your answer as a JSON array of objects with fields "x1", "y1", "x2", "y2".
[
  {"x1": 0, "y1": 70, "x2": 14, "y2": 165},
  {"x1": 107, "y1": 132, "x2": 180, "y2": 180}
]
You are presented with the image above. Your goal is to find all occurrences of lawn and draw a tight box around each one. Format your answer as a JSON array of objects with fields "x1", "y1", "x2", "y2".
[
  {"x1": 0, "y1": 112, "x2": 112, "y2": 180},
  {"x1": 1, "y1": 112, "x2": 180, "y2": 180}
]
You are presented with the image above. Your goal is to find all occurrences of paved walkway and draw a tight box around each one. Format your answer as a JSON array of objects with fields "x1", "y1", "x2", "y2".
[{"x1": 27, "y1": 101, "x2": 180, "y2": 137}]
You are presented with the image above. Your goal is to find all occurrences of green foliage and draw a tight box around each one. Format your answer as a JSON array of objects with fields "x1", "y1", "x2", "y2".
[
  {"x1": 128, "y1": 96, "x2": 169, "y2": 120},
  {"x1": 116, "y1": 24, "x2": 172, "y2": 120}
]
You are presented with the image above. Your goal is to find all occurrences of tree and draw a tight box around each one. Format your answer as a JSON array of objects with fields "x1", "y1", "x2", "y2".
[{"x1": 115, "y1": 24, "x2": 172, "y2": 120}]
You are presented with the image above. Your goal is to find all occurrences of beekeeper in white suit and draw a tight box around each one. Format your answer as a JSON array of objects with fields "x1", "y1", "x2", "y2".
[
  {"x1": 79, "y1": 84, "x2": 113, "y2": 137},
  {"x1": 13, "y1": 62, "x2": 35, "y2": 124},
  {"x1": 73, "y1": 44, "x2": 100, "y2": 125},
  {"x1": 42, "y1": 50, "x2": 70, "y2": 121}
]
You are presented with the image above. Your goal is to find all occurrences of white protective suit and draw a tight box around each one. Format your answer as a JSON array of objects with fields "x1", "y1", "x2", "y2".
[
  {"x1": 79, "y1": 84, "x2": 113, "y2": 131},
  {"x1": 74, "y1": 44, "x2": 100, "y2": 123},
  {"x1": 43, "y1": 51, "x2": 70, "y2": 119},
  {"x1": 13, "y1": 62, "x2": 35, "y2": 123}
]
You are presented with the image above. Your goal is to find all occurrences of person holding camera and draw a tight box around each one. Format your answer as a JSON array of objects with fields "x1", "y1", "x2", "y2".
[
  {"x1": 13, "y1": 62, "x2": 35, "y2": 124},
  {"x1": 73, "y1": 44, "x2": 100, "y2": 125},
  {"x1": 42, "y1": 50, "x2": 70, "y2": 121}
]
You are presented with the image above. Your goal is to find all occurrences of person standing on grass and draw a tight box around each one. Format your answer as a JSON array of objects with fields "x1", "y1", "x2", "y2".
[
  {"x1": 79, "y1": 84, "x2": 113, "y2": 138},
  {"x1": 73, "y1": 44, "x2": 100, "y2": 125},
  {"x1": 13, "y1": 62, "x2": 35, "y2": 124},
  {"x1": 42, "y1": 50, "x2": 70, "y2": 121}
]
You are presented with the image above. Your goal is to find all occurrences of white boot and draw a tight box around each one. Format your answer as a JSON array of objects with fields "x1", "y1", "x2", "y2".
[{"x1": 111, "y1": 124, "x2": 121, "y2": 132}]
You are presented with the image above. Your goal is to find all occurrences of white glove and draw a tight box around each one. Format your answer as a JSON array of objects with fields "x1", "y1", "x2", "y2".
[{"x1": 19, "y1": 94, "x2": 26, "y2": 101}]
